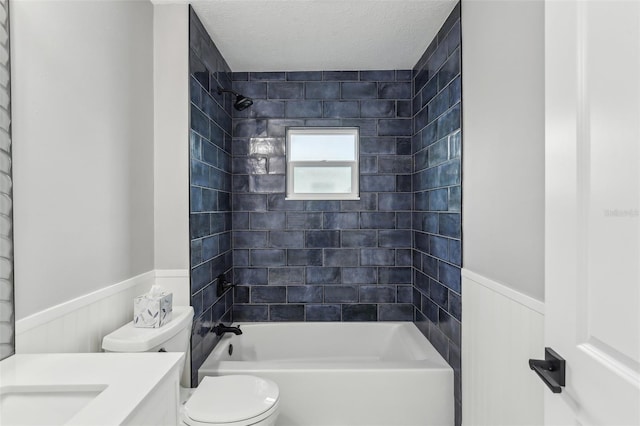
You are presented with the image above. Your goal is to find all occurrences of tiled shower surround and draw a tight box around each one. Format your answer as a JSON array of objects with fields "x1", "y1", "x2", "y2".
[
  {"x1": 189, "y1": 8, "x2": 234, "y2": 385},
  {"x1": 412, "y1": 3, "x2": 462, "y2": 422},
  {"x1": 189, "y1": 3, "x2": 462, "y2": 420},
  {"x1": 230, "y1": 71, "x2": 415, "y2": 322}
]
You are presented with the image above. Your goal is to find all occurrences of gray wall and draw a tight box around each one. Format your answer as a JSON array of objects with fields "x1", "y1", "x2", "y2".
[
  {"x1": 461, "y1": 0, "x2": 545, "y2": 301},
  {"x1": 12, "y1": 0, "x2": 155, "y2": 318}
]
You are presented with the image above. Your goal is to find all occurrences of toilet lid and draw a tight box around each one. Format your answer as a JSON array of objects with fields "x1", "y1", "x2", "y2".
[{"x1": 184, "y1": 375, "x2": 279, "y2": 424}]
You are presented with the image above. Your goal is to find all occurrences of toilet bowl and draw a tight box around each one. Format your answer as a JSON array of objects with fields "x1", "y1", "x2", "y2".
[{"x1": 102, "y1": 306, "x2": 280, "y2": 426}]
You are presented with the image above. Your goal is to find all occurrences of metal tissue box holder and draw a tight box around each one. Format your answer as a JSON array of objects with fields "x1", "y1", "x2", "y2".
[{"x1": 133, "y1": 288, "x2": 173, "y2": 328}]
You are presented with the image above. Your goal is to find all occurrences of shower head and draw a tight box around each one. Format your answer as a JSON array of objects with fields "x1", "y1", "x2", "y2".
[{"x1": 217, "y1": 86, "x2": 254, "y2": 111}]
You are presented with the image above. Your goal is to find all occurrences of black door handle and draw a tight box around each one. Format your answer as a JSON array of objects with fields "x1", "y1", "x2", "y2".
[{"x1": 529, "y1": 347, "x2": 566, "y2": 393}]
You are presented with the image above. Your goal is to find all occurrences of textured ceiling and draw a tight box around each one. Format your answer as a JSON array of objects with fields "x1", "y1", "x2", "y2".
[{"x1": 188, "y1": 0, "x2": 458, "y2": 72}]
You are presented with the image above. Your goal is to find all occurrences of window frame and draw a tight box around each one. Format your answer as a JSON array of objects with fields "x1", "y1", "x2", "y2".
[{"x1": 285, "y1": 127, "x2": 360, "y2": 201}]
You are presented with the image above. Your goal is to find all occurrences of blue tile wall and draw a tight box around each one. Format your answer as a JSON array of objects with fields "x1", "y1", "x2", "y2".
[
  {"x1": 231, "y1": 70, "x2": 414, "y2": 322},
  {"x1": 411, "y1": 3, "x2": 462, "y2": 424},
  {"x1": 189, "y1": 8, "x2": 234, "y2": 386}
]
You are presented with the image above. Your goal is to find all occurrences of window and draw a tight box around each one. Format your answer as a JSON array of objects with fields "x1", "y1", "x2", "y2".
[{"x1": 286, "y1": 127, "x2": 359, "y2": 200}]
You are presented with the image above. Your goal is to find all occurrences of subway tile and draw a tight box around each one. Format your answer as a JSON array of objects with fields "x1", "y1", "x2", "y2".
[
  {"x1": 249, "y1": 137, "x2": 285, "y2": 156},
  {"x1": 267, "y1": 82, "x2": 304, "y2": 99},
  {"x1": 269, "y1": 231, "x2": 305, "y2": 248},
  {"x1": 360, "y1": 100, "x2": 396, "y2": 118},
  {"x1": 437, "y1": 49, "x2": 460, "y2": 92},
  {"x1": 439, "y1": 262, "x2": 461, "y2": 293},
  {"x1": 305, "y1": 82, "x2": 340, "y2": 99},
  {"x1": 233, "y1": 285, "x2": 250, "y2": 303},
  {"x1": 360, "y1": 156, "x2": 378, "y2": 174},
  {"x1": 306, "y1": 230, "x2": 340, "y2": 248},
  {"x1": 233, "y1": 119, "x2": 267, "y2": 138},
  {"x1": 304, "y1": 200, "x2": 341, "y2": 211},
  {"x1": 439, "y1": 213, "x2": 461, "y2": 238},
  {"x1": 232, "y1": 212, "x2": 249, "y2": 229},
  {"x1": 429, "y1": 235, "x2": 449, "y2": 260},
  {"x1": 360, "y1": 70, "x2": 395, "y2": 81},
  {"x1": 249, "y1": 175, "x2": 286, "y2": 193},
  {"x1": 341, "y1": 82, "x2": 377, "y2": 99},
  {"x1": 342, "y1": 119, "x2": 377, "y2": 136},
  {"x1": 269, "y1": 304, "x2": 304, "y2": 321},
  {"x1": 342, "y1": 267, "x2": 377, "y2": 284},
  {"x1": 232, "y1": 304, "x2": 268, "y2": 321},
  {"x1": 267, "y1": 119, "x2": 304, "y2": 137},
  {"x1": 396, "y1": 70, "x2": 413, "y2": 81},
  {"x1": 323, "y1": 212, "x2": 359, "y2": 229},
  {"x1": 342, "y1": 304, "x2": 377, "y2": 321},
  {"x1": 249, "y1": 100, "x2": 285, "y2": 119},
  {"x1": 360, "y1": 249, "x2": 396, "y2": 266},
  {"x1": 324, "y1": 286, "x2": 358, "y2": 303},
  {"x1": 250, "y1": 212, "x2": 286, "y2": 229},
  {"x1": 378, "y1": 82, "x2": 411, "y2": 99},
  {"x1": 323, "y1": 101, "x2": 359, "y2": 118},
  {"x1": 341, "y1": 193, "x2": 377, "y2": 211},
  {"x1": 360, "y1": 212, "x2": 396, "y2": 229},
  {"x1": 250, "y1": 72, "x2": 286, "y2": 81},
  {"x1": 233, "y1": 249, "x2": 249, "y2": 266},
  {"x1": 449, "y1": 291, "x2": 461, "y2": 321},
  {"x1": 396, "y1": 249, "x2": 412, "y2": 266},
  {"x1": 422, "y1": 296, "x2": 439, "y2": 323},
  {"x1": 286, "y1": 212, "x2": 323, "y2": 229},
  {"x1": 396, "y1": 175, "x2": 413, "y2": 193},
  {"x1": 288, "y1": 286, "x2": 323, "y2": 303},
  {"x1": 448, "y1": 239, "x2": 462, "y2": 266},
  {"x1": 379, "y1": 230, "x2": 412, "y2": 248},
  {"x1": 251, "y1": 286, "x2": 286, "y2": 303},
  {"x1": 378, "y1": 267, "x2": 412, "y2": 284},
  {"x1": 250, "y1": 249, "x2": 285, "y2": 266},
  {"x1": 360, "y1": 137, "x2": 396, "y2": 154},
  {"x1": 268, "y1": 157, "x2": 285, "y2": 174},
  {"x1": 268, "y1": 193, "x2": 305, "y2": 211},
  {"x1": 397, "y1": 100, "x2": 412, "y2": 118},
  {"x1": 429, "y1": 189, "x2": 449, "y2": 211},
  {"x1": 378, "y1": 119, "x2": 412, "y2": 136},
  {"x1": 397, "y1": 285, "x2": 413, "y2": 303},
  {"x1": 285, "y1": 101, "x2": 323, "y2": 118},
  {"x1": 360, "y1": 175, "x2": 396, "y2": 192},
  {"x1": 324, "y1": 249, "x2": 359, "y2": 266},
  {"x1": 360, "y1": 286, "x2": 396, "y2": 303},
  {"x1": 378, "y1": 193, "x2": 412, "y2": 211},
  {"x1": 379, "y1": 304, "x2": 414, "y2": 321},
  {"x1": 233, "y1": 268, "x2": 268, "y2": 285},
  {"x1": 286, "y1": 71, "x2": 322, "y2": 81},
  {"x1": 430, "y1": 280, "x2": 449, "y2": 309},
  {"x1": 341, "y1": 230, "x2": 378, "y2": 248},
  {"x1": 287, "y1": 249, "x2": 323, "y2": 266},
  {"x1": 269, "y1": 268, "x2": 304, "y2": 284},
  {"x1": 438, "y1": 309, "x2": 461, "y2": 344},
  {"x1": 305, "y1": 267, "x2": 341, "y2": 284},
  {"x1": 305, "y1": 304, "x2": 341, "y2": 321},
  {"x1": 233, "y1": 231, "x2": 267, "y2": 248},
  {"x1": 323, "y1": 71, "x2": 359, "y2": 81}
]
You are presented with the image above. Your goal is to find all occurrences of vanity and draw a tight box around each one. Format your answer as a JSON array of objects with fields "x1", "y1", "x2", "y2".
[{"x1": 0, "y1": 352, "x2": 183, "y2": 425}]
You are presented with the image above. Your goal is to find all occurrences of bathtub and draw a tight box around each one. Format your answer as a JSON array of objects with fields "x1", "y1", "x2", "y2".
[{"x1": 198, "y1": 322, "x2": 453, "y2": 426}]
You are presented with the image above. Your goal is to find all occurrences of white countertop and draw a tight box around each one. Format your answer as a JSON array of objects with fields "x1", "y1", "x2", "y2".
[{"x1": 0, "y1": 352, "x2": 184, "y2": 425}]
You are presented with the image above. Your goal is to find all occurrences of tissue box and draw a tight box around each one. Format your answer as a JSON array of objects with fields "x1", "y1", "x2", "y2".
[{"x1": 133, "y1": 292, "x2": 173, "y2": 328}]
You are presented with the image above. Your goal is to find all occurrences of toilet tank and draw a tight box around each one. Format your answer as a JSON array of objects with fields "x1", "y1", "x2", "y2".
[{"x1": 102, "y1": 306, "x2": 194, "y2": 353}]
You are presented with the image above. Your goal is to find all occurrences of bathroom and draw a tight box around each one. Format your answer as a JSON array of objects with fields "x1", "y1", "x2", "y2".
[{"x1": 1, "y1": 0, "x2": 638, "y2": 425}]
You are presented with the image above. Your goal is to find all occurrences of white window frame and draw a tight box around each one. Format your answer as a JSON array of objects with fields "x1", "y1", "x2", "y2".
[{"x1": 285, "y1": 127, "x2": 360, "y2": 200}]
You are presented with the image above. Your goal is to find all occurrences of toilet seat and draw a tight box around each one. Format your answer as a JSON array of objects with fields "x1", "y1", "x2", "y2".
[{"x1": 183, "y1": 375, "x2": 280, "y2": 426}]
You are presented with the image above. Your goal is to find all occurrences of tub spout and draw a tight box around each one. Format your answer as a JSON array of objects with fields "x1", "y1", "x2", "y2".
[{"x1": 213, "y1": 324, "x2": 242, "y2": 336}]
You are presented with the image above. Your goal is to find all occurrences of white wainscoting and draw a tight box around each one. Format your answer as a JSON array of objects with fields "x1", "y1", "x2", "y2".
[
  {"x1": 15, "y1": 269, "x2": 189, "y2": 354},
  {"x1": 462, "y1": 269, "x2": 544, "y2": 426}
]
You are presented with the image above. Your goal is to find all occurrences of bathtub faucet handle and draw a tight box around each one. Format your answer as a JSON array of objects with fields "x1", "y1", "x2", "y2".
[
  {"x1": 216, "y1": 273, "x2": 236, "y2": 296},
  {"x1": 212, "y1": 323, "x2": 242, "y2": 336}
]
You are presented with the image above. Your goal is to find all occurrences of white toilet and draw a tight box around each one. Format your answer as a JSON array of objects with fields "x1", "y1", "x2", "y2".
[{"x1": 102, "y1": 306, "x2": 280, "y2": 426}]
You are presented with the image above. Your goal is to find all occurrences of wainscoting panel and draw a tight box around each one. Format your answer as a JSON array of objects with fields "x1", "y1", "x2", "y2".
[
  {"x1": 462, "y1": 269, "x2": 544, "y2": 425},
  {"x1": 15, "y1": 270, "x2": 188, "y2": 354}
]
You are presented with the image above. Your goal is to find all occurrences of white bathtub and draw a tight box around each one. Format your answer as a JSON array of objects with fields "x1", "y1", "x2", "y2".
[{"x1": 198, "y1": 322, "x2": 453, "y2": 426}]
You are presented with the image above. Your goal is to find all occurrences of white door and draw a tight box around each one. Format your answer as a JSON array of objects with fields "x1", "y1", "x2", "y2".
[{"x1": 544, "y1": 0, "x2": 640, "y2": 424}]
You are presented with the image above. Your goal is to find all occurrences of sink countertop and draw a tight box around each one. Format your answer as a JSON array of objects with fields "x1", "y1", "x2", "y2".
[{"x1": 0, "y1": 352, "x2": 184, "y2": 425}]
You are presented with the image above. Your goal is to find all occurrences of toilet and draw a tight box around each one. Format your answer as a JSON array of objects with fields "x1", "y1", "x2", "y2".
[{"x1": 102, "y1": 306, "x2": 280, "y2": 426}]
